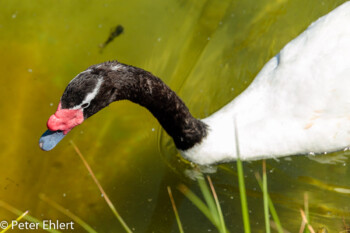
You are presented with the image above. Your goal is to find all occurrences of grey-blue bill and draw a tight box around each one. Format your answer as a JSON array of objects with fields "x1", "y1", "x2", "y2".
[{"x1": 39, "y1": 130, "x2": 66, "y2": 151}]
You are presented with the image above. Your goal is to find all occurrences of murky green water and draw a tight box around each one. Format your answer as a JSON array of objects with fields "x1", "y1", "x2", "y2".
[{"x1": 1, "y1": 0, "x2": 349, "y2": 232}]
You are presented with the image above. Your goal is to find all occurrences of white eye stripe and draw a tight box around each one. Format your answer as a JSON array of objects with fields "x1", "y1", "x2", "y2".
[{"x1": 72, "y1": 78, "x2": 103, "y2": 109}]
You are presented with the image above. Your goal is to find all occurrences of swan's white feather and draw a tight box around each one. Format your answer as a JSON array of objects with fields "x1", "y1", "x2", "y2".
[{"x1": 182, "y1": 2, "x2": 350, "y2": 165}]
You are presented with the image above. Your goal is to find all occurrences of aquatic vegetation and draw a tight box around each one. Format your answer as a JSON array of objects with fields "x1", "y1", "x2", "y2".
[
  {"x1": 167, "y1": 186, "x2": 184, "y2": 233},
  {"x1": 170, "y1": 162, "x2": 322, "y2": 233},
  {"x1": 177, "y1": 174, "x2": 228, "y2": 233},
  {"x1": 70, "y1": 141, "x2": 132, "y2": 233},
  {"x1": 262, "y1": 160, "x2": 270, "y2": 233},
  {"x1": 0, "y1": 143, "x2": 331, "y2": 233},
  {"x1": 172, "y1": 165, "x2": 275, "y2": 233},
  {"x1": 255, "y1": 172, "x2": 284, "y2": 233},
  {"x1": 39, "y1": 194, "x2": 97, "y2": 233}
]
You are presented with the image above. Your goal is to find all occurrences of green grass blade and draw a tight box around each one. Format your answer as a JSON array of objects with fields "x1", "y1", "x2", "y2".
[
  {"x1": 167, "y1": 186, "x2": 184, "y2": 233},
  {"x1": 262, "y1": 160, "x2": 271, "y2": 233},
  {"x1": 197, "y1": 174, "x2": 220, "y2": 226},
  {"x1": 207, "y1": 176, "x2": 227, "y2": 233},
  {"x1": 236, "y1": 158, "x2": 251, "y2": 233},
  {"x1": 70, "y1": 141, "x2": 132, "y2": 233},
  {"x1": 255, "y1": 173, "x2": 284, "y2": 233},
  {"x1": 178, "y1": 184, "x2": 217, "y2": 225},
  {"x1": 0, "y1": 200, "x2": 61, "y2": 233},
  {"x1": 234, "y1": 118, "x2": 251, "y2": 233},
  {"x1": 268, "y1": 201, "x2": 283, "y2": 233},
  {"x1": 39, "y1": 194, "x2": 97, "y2": 233}
]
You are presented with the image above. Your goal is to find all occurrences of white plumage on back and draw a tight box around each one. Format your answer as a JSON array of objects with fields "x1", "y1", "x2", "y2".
[{"x1": 182, "y1": 2, "x2": 350, "y2": 165}]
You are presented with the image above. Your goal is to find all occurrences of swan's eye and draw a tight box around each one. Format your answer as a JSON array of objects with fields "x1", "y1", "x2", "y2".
[{"x1": 81, "y1": 103, "x2": 90, "y2": 108}]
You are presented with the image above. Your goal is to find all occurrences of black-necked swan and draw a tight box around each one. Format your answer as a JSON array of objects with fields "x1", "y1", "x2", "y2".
[{"x1": 39, "y1": 2, "x2": 350, "y2": 165}]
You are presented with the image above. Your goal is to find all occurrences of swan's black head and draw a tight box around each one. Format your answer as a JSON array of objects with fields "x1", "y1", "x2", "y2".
[
  {"x1": 60, "y1": 63, "x2": 120, "y2": 119},
  {"x1": 39, "y1": 61, "x2": 124, "y2": 151},
  {"x1": 39, "y1": 60, "x2": 208, "y2": 152}
]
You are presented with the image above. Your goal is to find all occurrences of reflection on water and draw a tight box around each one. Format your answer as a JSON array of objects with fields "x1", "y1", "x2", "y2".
[{"x1": 0, "y1": 0, "x2": 349, "y2": 232}]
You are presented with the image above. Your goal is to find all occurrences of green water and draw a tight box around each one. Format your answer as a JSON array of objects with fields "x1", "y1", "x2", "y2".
[{"x1": 0, "y1": 0, "x2": 349, "y2": 232}]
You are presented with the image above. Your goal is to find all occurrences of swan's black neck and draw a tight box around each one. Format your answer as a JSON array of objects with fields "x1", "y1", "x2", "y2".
[{"x1": 94, "y1": 62, "x2": 208, "y2": 150}]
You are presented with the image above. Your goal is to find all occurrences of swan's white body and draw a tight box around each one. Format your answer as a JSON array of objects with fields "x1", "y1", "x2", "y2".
[{"x1": 182, "y1": 2, "x2": 350, "y2": 165}]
